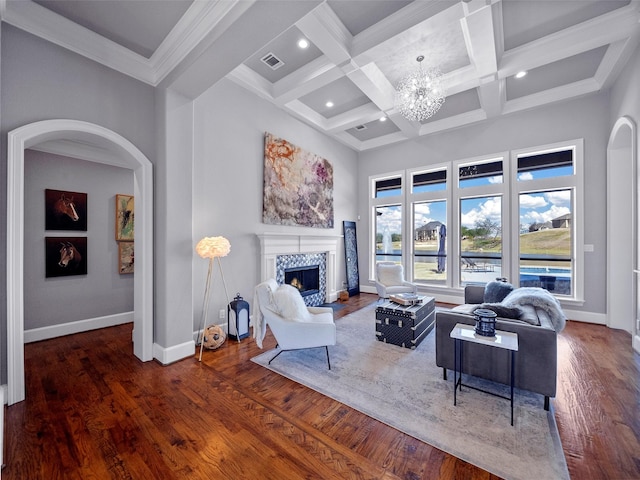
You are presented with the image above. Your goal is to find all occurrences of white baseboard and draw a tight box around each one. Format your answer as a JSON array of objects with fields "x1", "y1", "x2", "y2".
[
  {"x1": 24, "y1": 312, "x2": 134, "y2": 343},
  {"x1": 633, "y1": 335, "x2": 640, "y2": 354},
  {"x1": 1, "y1": 385, "x2": 4, "y2": 467},
  {"x1": 153, "y1": 340, "x2": 195, "y2": 365},
  {"x1": 359, "y1": 285, "x2": 376, "y2": 295},
  {"x1": 562, "y1": 308, "x2": 605, "y2": 325}
]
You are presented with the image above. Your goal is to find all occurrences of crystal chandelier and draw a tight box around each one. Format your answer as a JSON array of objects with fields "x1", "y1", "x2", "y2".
[{"x1": 395, "y1": 55, "x2": 446, "y2": 122}]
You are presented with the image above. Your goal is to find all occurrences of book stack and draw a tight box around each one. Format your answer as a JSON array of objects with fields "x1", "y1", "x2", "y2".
[{"x1": 389, "y1": 293, "x2": 423, "y2": 306}]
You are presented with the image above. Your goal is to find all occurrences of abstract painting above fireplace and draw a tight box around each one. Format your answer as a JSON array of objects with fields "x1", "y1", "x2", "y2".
[{"x1": 262, "y1": 132, "x2": 334, "y2": 228}]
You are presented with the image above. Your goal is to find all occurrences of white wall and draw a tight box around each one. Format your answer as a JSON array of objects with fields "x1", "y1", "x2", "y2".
[
  {"x1": 192, "y1": 78, "x2": 359, "y2": 328},
  {"x1": 610, "y1": 43, "x2": 640, "y2": 126},
  {"x1": 23, "y1": 149, "x2": 134, "y2": 329},
  {"x1": 358, "y1": 93, "x2": 610, "y2": 316},
  {"x1": 0, "y1": 24, "x2": 156, "y2": 382},
  {"x1": 153, "y1": 88, "x2": 195, "y2": 355}
]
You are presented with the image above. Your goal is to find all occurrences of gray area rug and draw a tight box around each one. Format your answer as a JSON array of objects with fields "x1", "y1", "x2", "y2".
[{"x1": 251, "y1": 304, "x2": 569, "y2": 480}]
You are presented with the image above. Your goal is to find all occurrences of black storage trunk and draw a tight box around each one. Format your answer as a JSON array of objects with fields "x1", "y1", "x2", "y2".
[{"x1": 375, "y1": 297, "x2": 435, "y2": 349}]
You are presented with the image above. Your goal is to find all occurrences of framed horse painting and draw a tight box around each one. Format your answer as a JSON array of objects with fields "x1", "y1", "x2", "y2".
[
  {"x1": 45, "y1": 189, "x2": 88, "y2": 231},
  {"x1": 45, "y1": 237, "x2": 88, "y2": 278}
]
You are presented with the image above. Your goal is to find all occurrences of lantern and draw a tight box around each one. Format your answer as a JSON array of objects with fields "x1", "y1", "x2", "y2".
[
  {"x1": 228, "y1": 293, "x2": 250, "y2": 342},
  {"x1": 473, "y1": 308, "x2": 497, "y2": 337}
]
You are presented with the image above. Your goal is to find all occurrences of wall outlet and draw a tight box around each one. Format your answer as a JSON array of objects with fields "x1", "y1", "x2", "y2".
[{"x1": 219, "y1": 309, "x2": 226, "y2": 319}]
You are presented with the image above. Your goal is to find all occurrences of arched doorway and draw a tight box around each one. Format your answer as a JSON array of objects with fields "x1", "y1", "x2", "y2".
[
  {"x1": 6, "y1": 119, "x2": 154, "y2": 405},
  {"x1": 606, "y1": 115, "x2": 639, "y2": 353}
]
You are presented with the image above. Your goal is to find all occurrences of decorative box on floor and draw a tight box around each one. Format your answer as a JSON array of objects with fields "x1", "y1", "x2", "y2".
[{"x1": 375, "y1": 296, "x2": 435, "y2": 349}]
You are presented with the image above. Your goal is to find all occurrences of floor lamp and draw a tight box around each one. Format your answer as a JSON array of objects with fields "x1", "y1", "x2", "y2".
[{"x1": 196, "y1": 236, "x2": 231, "y2": 361}]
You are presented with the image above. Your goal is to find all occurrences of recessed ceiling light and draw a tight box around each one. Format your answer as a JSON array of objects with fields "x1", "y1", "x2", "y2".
[
  {"x1": 515, "y1": 71, "x2": 527, "y2": 79},
  {"x1": 298, "y1": 38, "x2": 309, "y2": 49},
  {"x1": 379, "y1": 116, "x2": 387, "y2": 122},
  {"x1": 325, "y1": 101, "x2": 334, "y2": 108}
]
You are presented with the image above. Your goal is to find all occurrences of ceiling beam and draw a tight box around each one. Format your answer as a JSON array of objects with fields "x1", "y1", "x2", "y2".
[
  {"x1": 503, "y1": 78, "x2": 600, "y2": 116},
  {"x1": 271, "y1": 57, "x2": 343, "y2": 104},
  {"x1": 595, "y1": 34, "x2": 640, "y2": 90},
  {"x1": 460, "y1": 3, "x2": 498, "y2": 78},
  {"x1": 500, "y1": 3, "x2": 640, "y2": 79},
  {"x1": 296, "y1": 2, "x2": 352, "y2": 67},
  {"x1": 477, "y1": 76, "x2": 505, "y2": 118}
]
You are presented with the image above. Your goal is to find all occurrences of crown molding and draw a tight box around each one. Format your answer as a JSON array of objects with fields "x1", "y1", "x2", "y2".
[
  {"x1": 1, "y1": 0, "x2": 153, "y2": 84},
  {"x1": 0, "y1": 0, "x2": 249, "y2": 86},
  {"x1": 150, "y1": 1, "x2": 251, "y2": 85}
]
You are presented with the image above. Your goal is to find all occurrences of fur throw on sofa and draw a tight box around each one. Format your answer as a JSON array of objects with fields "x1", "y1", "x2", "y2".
[{"x1": 501, "y1": 287, "x2": 567, "y2": 332}]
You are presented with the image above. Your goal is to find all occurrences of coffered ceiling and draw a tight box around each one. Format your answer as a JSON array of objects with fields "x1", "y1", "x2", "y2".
[{"x1": 2, "y1": 0, "x2": 639, "y2": 151}]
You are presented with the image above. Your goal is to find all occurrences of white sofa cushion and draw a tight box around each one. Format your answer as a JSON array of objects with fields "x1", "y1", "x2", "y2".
[
  {"x1": 377, "y1": 263, "x2": 404, "y2": 286},
  {"x1": 273, "y1": 284, "x2": 311, "y2": 322}
]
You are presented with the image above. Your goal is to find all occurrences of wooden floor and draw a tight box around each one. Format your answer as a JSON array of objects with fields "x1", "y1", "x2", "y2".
[{"x1": 3, "y1": 293, "x2": 640, "y2": 479}]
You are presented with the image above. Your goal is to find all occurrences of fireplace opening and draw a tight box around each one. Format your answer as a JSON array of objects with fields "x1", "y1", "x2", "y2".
[{"x1": 285, "y1": 265, "x2": 320, "y2": 297}]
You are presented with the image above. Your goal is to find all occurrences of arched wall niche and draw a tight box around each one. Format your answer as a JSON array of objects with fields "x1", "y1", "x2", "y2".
[
  {"x1": 606, "y1": 115, "x2": 639, "y2": 354},
  {"x1": 6, "y1": 119, "x2": 154, "y2": 405}
]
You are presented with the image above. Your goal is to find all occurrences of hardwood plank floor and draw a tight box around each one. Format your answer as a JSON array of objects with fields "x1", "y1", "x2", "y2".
[{"x1": 3, "y1": 293, "x2": 640, "y2": 479}]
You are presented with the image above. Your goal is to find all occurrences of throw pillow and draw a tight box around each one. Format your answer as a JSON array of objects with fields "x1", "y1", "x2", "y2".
[
  {"x1": 477, "y1": 303, "x2": 523, "y2": 319},
  {"x1": 377, "y1": 263, "x2": 404, "y2": 286},
  {"x1": 273, "y1": 284, "x2": 311, "y2": 322},
  {"x1": 484, "y1": 280, "x2": 514, "y2": 303}
]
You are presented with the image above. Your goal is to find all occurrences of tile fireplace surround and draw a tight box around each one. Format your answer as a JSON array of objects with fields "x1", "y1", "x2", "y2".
[{"x1": 257, "y1": 233, "x2": 342, "y2": 304}]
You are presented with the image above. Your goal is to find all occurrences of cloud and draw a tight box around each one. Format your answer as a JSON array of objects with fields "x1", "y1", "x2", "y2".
[
  {"x1": 518, "y1": 172, "x2": 534, "y2": 181},
  {"x1": 520, "y1": 194, "x2": 547, "y2": 208},
  {"x1": 461, "y1": 197, "x2": 501, "y2": 228},
  {"x1": 519, "y1": 190, "x2": 571, "y2": 226},
  {"x1": 376, "y1": 206, "x2": 402, "y2": 233},
  {"x1": 521, "y1": 205, "x2": 570, "y2": 225},
  {"x1": 545, "y1": 190, "x2": 571, "y2": 206},
  {"x1": 487, "y1": 175, "x2": 503, "y2": 184}
]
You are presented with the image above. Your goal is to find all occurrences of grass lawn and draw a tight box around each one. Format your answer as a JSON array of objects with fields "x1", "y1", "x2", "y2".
[{"x1": 377, "y1": 229, "x2": 572, "y2": 277}]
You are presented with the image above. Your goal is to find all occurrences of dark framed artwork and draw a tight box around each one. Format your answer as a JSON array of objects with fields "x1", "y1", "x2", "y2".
[
  {"x1": 45, "y1": 189, "x2": 88, "y2": 231},
  {"x1": 118, "y1": 242, "x2": 134, "y2": 274},
  {"x1": 45, "y1": 237, "x2": 87, "y2": 278},
  {"x1": 343, "y1": 221, "x2": 360, "y2": 296},
  {"x1": 263, "y1": 132, "x2": 334, "y2": 228},
  {"x1": 115, "y1": 194, "x2": 134, "y2": 241}
]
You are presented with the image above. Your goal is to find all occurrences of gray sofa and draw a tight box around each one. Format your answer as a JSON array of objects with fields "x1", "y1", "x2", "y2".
[{"x1": 435, "y1": 284, "x2": 566, "y2": 410}]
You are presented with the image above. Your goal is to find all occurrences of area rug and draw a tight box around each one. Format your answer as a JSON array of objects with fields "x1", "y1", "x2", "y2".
[{"x1": 251, "y1": 304, "x2": 569, "y2": 480}]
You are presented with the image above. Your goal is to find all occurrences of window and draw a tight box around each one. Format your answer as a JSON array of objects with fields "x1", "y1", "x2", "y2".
[
  {"x1": 410, "y1": 167, "x2": 448, "y2": 283},
  {"x1": 459, "y1": 159, "x2": 503, "y2": 188},
  {"x1": 376, "y1": 205, "x2": 402, "y2": 261},
  {"x1": 413, "y1": 200, "x2": 447, "y2": 283},
  {"x1": 515, "y1": 147, "x2": 578, "y2": 296},
  {"x1": 517, "y1": 149, "x2": 573, "y2": 181},
  {"x1": 456, "y1": 156, "x2": 506, "y2": 285},
  {"x1": 413, "y1": 170, "x2": 446, "y2": 193},
  {"x1": 460, "y1": 196, "x2": 502, "y2": 283},
  {"x1": 370, "y1": 174, "x2": 404, "y2": 275},
  {"x1": 375, "y1": 177, "x2": 401, "y2": 197},
  {"x1": 368, "y1": 140, "x2": 583, "y2": 301}
]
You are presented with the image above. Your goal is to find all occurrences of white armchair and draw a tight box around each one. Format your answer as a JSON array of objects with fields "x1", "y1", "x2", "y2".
[
  {"x1": 375, "y1": 261, "x2": 418, "y2": 299},
  {"x1": 253, "y1": 279, "x2": 336, "y2": 369}
]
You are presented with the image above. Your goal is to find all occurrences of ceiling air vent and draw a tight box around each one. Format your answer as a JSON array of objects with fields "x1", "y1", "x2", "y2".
[
  {"x1": 355, "y1": 125, "x2": 367, "y2": 131},
  {"x1": 261, "y1": 52, "x2": 284, "y2": 70}
]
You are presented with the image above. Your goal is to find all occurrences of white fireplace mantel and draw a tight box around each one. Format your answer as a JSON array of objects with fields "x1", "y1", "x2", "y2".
[{"x1": 257, "y1": 233, "x2": 342, "y2": 303}]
